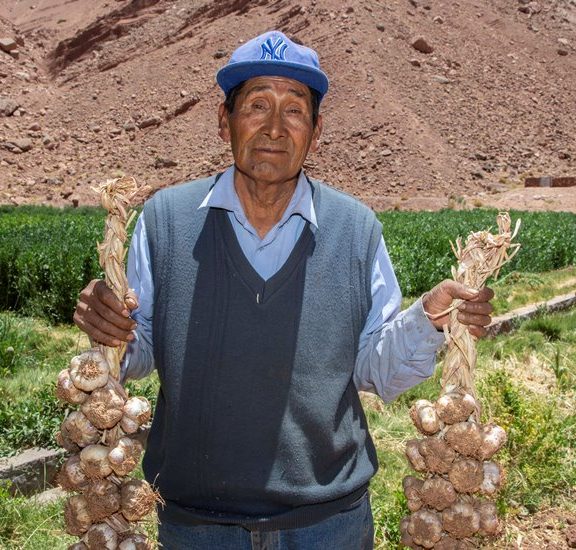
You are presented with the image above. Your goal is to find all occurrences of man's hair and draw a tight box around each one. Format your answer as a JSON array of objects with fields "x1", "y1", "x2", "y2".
[{"x1": 223, "y1": 82, "x2": 321, "y2": 128}]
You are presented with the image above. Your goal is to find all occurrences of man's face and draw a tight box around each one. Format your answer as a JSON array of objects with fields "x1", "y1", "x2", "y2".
[{"x1": 218, "y1": 76, "x2": 322, "y2": 187}]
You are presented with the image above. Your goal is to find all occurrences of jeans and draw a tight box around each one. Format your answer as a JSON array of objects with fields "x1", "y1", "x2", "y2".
[{"x1": 158, "y1": 493, "x2": 374, "y2": 550}]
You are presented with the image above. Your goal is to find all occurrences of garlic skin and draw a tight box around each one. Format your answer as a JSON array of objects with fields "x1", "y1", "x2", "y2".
[
  {"x1": 81, "y1": 384, "x2": 125, "y2": 430},
  {"x1": 407, "y1": 508, "x2": 443, "y2": 549},
  {"x1": 56, "y1": 429, "x2": 81, "y2": 454},
  {"x1": 118, "y1": 534, "x2": 153, "y2": 550},
  {"x1": 57, "y1": 455, "x2": 89, "y2": 492},
  {"x1": 64, "y1": 494, "x2": 92, "y2": 536},
  {"x1": 405, "y1": 439, "x2": 427, "y2": 472},
  {"x1": 69, "y1": 349, "x2": 110, "y2": 392},
  {"x1": 82, "y1": 523, "x2": 118, "y2": 550},
  {"x1": 120, "y1": 397, "x2": 151, "y2": 434},
  {"x1": 80, "y1": 445, "x2": 113, "y2": 479},
  {"x1": 85, "y1": 479, "x2": 121, "y2": 522},
  {"x1": 480, "y1": 461, "x2": 504, "y2": 496},
  {"x1": 108, "y1": 437, "x2": 144, "y2": 476},
  {"x1": 410, "y1": 399, "x2": 442, "y2": 435},
  {"x1": 62, "y1": 411, "x2": 100, "y2": 448},
  {"x1": 56, "y1": 369, "x2": 89, "y2": 405},
  {"x1": 121, "y1": 479, "x2": 157, "y2": 521}
]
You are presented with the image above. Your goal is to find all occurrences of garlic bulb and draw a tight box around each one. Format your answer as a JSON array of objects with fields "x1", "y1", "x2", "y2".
[
  {"x1": 64, "y1": 494, "x2": 92, "y2": 536},
  {"x1": 69, "y1": 349, "x2": 110, "y2": 392},
  {"x1": 120, "y1": 479, "x2": 157, "y2": 521},
  {"x1": 80, "y1": 445, "x2": 113, "y2": 479},
  {"x1": 85, "y1": 479, "x2": 121, "y2": 522},
  {"x1": 108, "y1": 437, "x2": 143, "y2": 476},
  {"x1": 81, "y1": 384, "x2": 125, "y2": 430},
  {"x1": 56, "y1": 429, "x2": 81, "y2": 454},
  {"x1": 82, "y1": 523, "x2": 118, "y2": 550},
  {"x1": 120, "y1": 397, "x2": 151, "y2": 434},
  {"x1": 56, "y1": 369, "x2": 89, "y2": 405},
  {"x1": 57, "y1": 455, "x2": 89, "y2": 492},
  {"x1": 62, "y1": 411, "x2": 100, "y2": 448},
  {"x1": 118, "y1": 534, "x2": 153, "y2": 550}
]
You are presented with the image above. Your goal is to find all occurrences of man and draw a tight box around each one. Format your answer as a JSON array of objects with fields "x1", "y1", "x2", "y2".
[{"x1": 74, "y1": 31, "x2": 494, "y2": 550}]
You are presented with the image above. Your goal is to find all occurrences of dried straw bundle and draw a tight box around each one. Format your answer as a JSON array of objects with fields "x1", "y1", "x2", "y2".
[
  {"x1": 93, "y1": 176, "x2": 147, "y2": 379},
  {"x1": 438, "y1": 212, "x2": 520, "y2": 410}
]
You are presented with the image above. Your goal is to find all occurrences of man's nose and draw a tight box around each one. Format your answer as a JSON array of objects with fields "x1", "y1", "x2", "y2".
[{"x1": 263, "y1": 107, "x2": 286, "y2": 140}]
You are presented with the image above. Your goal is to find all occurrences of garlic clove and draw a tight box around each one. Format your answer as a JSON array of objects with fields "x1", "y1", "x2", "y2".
[
  {"x1": 118, "y1": 534, "x2": 153, "y2": 550},
  {"x1": 82, "y1": 523, "x2": 118, "y2": 550},
  {"x1": 81, "y1": 384, "x2": 125, "y2": 430},
  {"x1": 57, "y1": 455, "x2": 90, "y2": 492},
  {"x1": 69, "y1": 349, "x2": 110, "y2": 392},
  {"x1": 85, "y1": 479, "x2": 121, "y2": 522},
  {"x1": 410, "y1": 399, "x2": 442, "y2": 435},
  {"x1": 56, "y1": 369, "x2": 89, "y2": 405},
  {"x1": 407, "y1": 508, "x2": 443, "y2": 549},
  {"x1": 64, "y1": 494, "x2": 92, "y2": 536},
  {"x1": 62, "y1": 411, "x2": 100, "y2": 448},
  {"x1": 120, "y1": 479, "x2": 158, "y2": 521},
  {"x1": 80, "y1": 444, "x2": 114, "y2": 479},
  {"x1": 108, "y1": 437, "x2": 143, "y2": 476}
]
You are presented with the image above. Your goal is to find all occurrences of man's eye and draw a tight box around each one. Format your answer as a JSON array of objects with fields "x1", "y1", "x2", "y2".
[{"x1": 252, "y1": 102, "x2": 266, "y2": 110}]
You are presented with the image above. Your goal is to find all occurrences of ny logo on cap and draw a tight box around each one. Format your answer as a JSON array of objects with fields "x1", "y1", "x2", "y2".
[{"x1": 260, "y1": 37, "x2": 288, "y2": 61}]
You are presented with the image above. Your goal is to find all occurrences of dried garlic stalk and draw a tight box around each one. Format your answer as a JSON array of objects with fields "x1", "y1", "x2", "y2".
[
  {"x1": 441, "y1": 212, "x2": 520, "y2": 410},
  {"x1": 92, "y1": 176, "x2": 149, "y2": 379}
]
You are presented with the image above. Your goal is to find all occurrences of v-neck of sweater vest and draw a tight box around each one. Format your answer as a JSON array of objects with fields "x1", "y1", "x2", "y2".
[{"x1": 217, "y1": 207, "x2": 314, "y2": 305}]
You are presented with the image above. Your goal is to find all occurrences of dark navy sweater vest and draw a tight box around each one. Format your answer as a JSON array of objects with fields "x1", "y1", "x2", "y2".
[{"x1": 142, "y1": 174, "x2": 383, "y2": 530}]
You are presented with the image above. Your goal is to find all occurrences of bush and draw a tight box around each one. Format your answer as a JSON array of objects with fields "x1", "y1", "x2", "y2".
[{"x1": 0, "y1": 206, "x2": 107, "y2": 324}]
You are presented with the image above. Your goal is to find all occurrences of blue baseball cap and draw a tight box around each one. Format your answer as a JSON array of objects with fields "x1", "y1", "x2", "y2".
[{"x1": 216, "y1": 31, "x2": 329, "y2": 101}]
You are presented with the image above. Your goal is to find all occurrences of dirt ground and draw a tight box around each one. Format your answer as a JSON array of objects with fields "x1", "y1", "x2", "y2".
[{"x1": 1, "y1": 0, "x2": 575, "y2": 212}]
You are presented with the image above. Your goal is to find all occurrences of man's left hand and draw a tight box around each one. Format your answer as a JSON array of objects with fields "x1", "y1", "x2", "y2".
[{"x1": 422, "y1": 280, "x2": 494, "y2": 338}]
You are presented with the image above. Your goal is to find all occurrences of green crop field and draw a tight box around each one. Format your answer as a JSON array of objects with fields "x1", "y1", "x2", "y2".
[{"x1": 1, "y1": 206, "x2": 574, "y2": 324}]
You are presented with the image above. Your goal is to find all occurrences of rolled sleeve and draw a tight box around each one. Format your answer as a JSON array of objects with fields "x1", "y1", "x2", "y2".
[{"x1": 354, "y1": 237, "x2": 446, "y2": 402}]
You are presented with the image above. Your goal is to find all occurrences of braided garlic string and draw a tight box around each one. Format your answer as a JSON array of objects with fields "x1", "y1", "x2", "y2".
[
  {"x1": 439, "y1": 213, "x2": 520, "y2": 414},
  {"x1": 93, "y1": 176, "x2": 149, "y2": 380}
]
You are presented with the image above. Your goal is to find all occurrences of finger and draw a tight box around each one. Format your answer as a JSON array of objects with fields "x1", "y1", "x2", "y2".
[
  {"x1": 94, "y1": 280, "x2": 131, "y2": 317},
  {"x1": 457, "y1": 311, "x2": 492, "y2": 327},
  {"x1": 441, "y1": 280, "x2": 481, "y2": 301},
  {"x1": 473, "y1": 286, "x2": 494, "y2": 303},
  {"x1": 73, "y1": 312, "x2": 122, "y2": 347},
  {"x1": 89, "y1": 296, "x2": 137, "y2": 331},
  {"x1": 124, "y1": 289, "x2": 139, "y2": 311},
  {"x1": 458, "y1": 301, "x2": 494, "y2": 315},
  {"x1": 77, "y1": 302, "x2": 135, "y2": 342},
  {"x1": 468, "y1": 325, "x2": 487, "y2": 339}
]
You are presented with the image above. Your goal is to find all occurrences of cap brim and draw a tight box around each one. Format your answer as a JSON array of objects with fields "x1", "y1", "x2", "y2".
[{"x1": 217, "y1": 60, "x2": 329, "y2": 99}]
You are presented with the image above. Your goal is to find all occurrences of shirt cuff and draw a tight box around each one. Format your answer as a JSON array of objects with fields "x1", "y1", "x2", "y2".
[{"x1": 404, "y1": 297, "x2": 447, "y2": 358}]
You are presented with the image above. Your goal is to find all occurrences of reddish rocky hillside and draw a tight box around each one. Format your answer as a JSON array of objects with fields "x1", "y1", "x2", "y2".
[{"x1": 1, "y1": 0, "x2": 575, "y2": 211}]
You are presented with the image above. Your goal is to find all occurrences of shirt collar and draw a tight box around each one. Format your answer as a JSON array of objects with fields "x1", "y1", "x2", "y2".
[{"x1": 198, "y1": 165, "x2": 318, "y2": 229}]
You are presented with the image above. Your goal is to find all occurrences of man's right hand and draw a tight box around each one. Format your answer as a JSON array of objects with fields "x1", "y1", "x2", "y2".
[{"x1": 73, "y1": 279, "x2": 138, "y2": 347}]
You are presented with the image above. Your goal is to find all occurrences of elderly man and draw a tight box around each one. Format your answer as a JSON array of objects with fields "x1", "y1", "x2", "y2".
[{"x1": 74, "y1": 31, "x2": 493, "y2": 550}]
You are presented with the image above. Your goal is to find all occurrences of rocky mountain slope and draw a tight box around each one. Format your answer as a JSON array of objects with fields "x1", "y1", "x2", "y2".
[{"x1": 1, "y1": 0, "x2": 575, "y2": 211}]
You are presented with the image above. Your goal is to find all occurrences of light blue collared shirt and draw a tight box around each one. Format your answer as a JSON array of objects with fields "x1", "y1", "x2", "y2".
[{"x1": 123, "y1": 166, "x2": 444, "y2": 402}]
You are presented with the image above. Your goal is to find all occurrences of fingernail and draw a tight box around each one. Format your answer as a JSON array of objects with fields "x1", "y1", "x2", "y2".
[
  {"x1": 466, "y1": 287, "x2": 479, "y2": 295},
  {"x1": 122, "y1": 309, "x2": 130, "y2": 317},
  {"x1": 127, "y1": 334, "x2": 135, "y2": 342},
  {"x1": 112, "y1": 339, "x2": 121, "y2": 346}
]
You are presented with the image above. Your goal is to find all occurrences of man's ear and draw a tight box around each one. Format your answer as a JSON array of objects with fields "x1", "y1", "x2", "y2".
[
  {"x1": 218, "y1": 103, "x2": 231, "y2": 142},
  {"x1": 309, "y1": 113, "x2": 323, "y2": 153}
]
